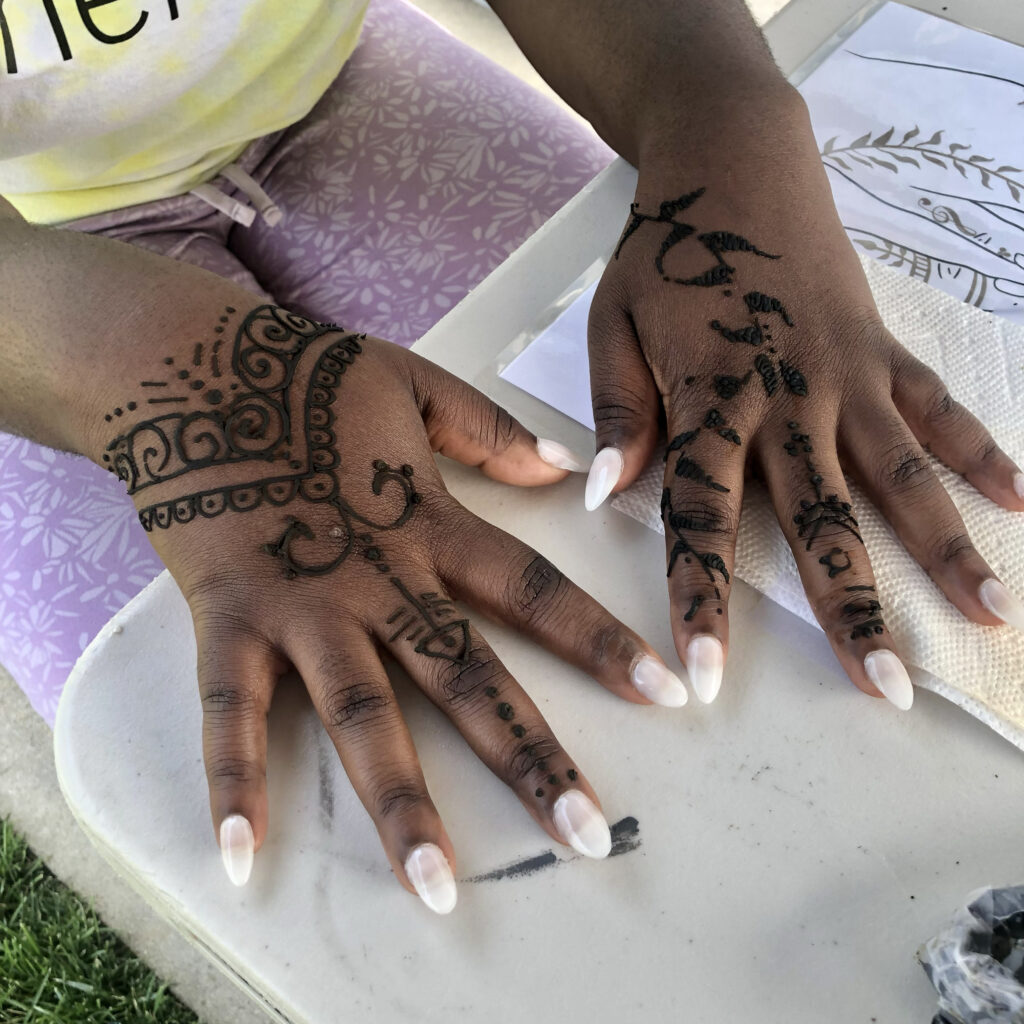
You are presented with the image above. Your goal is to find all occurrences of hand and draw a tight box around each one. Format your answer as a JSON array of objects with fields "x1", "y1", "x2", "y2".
[
  {"x1": 92, "y1": 302, "x2": 686, "y2": 913},
  {"x1": 584, "y1": 90, "x2": 1024, "y2": 709}
]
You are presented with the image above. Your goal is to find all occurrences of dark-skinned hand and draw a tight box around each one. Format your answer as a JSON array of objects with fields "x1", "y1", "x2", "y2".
[
  {"x1": 583, "y1": 93, "x2": 1024, "y2": 708},
  {"x1": 86, "y1": 301, "x2": 688, "y2": 914}
]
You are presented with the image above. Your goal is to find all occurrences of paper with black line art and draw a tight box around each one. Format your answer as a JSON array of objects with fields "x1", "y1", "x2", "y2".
[{"x1": 799, "y1": 1, "x2": 1024, "y2": 324}]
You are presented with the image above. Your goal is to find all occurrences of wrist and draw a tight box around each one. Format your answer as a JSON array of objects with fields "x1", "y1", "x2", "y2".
[{"x1": 634, "y1": 80, "x2": 811, "y2": 184}]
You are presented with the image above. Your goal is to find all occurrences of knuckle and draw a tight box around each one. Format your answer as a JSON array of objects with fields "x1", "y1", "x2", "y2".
[
  {"x1": 968, "y1": 435, "x2": 999, "y2": 469},
  {"x1": 438, "y1": 647, "x2": 506, "y2": 706},
  {"x1": 371, "y1": 779, "x2": 427, "y2": 821},
  {"x1": 921, "y1": 380, "x2": 964, "y2": 430},
  {"x1": 820, "y1": 589, "x2": 886, "y2": 643},
  {"x1": 587, "y1": 620, "x2": 632, "y2": 669},
  {"x1": 205, "y1": 754, "x2": 261, "y2": 790},
  {"x1": 591, "y1": 385, "x2": 647, "y2": 433},
  {"x1": 504, "y1": 555, "x2": 569, "y2": 626},
  {"x1": 322, "y1": 681, "x2": 391, "y2": 730},
  {"x1": 663, "y1": 495, "x2": 736, "y2": 537},
  {"x1": 928, "y1": 529, "x2": 976, "y2": 571},
  {"x1": 506, "y1": 735, "x2": 562, "y2": 785},
  {"x1": 199, "y1": 680, "x2": 264, "y2": 719},
  {"x1": 877, "y1": 440, "x2": 931, "y2": 490}
]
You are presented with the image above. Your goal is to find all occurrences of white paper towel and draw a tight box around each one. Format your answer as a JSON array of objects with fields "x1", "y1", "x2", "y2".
[{"x1": 613, "y1": 255, "x2": 1024, "y2": 747}]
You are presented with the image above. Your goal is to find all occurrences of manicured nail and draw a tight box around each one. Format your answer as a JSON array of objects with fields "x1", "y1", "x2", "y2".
[
  {"x1": 553, "y1": 790, "x2": 611, "y2": 859},
  {"x1": 686, "y1": 635, "x2": 724, "y2": 704},
  {"x1": 404, "y1": 843, "x2": 457, "y2": 915},
  {"x1": 979, "y1": 578, "x2": 1024, "y2": 633},
  {"x1": 536, "y1": 437, "x2": 589, "y2": 473},
  {"x1": 863, "y1": 650, "x2": 914, "y2": 710},
  {"x1": 1014, "y1": 472, "x2": 1024, "y2": 500},
  {"x1": 631, "y1": 655, "x2": 688, "y2": 707},
  {"x1": 584, "y1": 447, "x2": 624, "y2": 511},
  {"x1": 219, "y1": 814, "x2": 254, "y2": 887}
]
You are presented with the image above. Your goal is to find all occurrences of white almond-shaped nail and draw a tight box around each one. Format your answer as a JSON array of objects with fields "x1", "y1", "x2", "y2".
[
  {"x1": 553, "y1": 790, "x2": 612, "y2": 859},
  {"x1": 584, "y1": 447, "x2": 624, "y2": 511},
  {"x1": 219, "y1": 814, "x2": 254, "y2": 887},
  {"x1": 686, "y1": 635, "x2": 724, "y2": 704},
  {"x1": 979, "y1": 578, "x2": 1024, "y2": 633},
  {"x1": 536, "y1": 438, "x2": 589, "y2": 473},
  {"x1": 863, "y1": 650, "x2": 914, "y2": 711},
  {"x1": 405, "y1": 843, "x2": 457, "y2": 915},
  {"x1": 631, "y1": 655, "x2": 688, "y2": 707},
  {"x1": 1014, "y1": 472, "x2": 1024, "y2": 500}
]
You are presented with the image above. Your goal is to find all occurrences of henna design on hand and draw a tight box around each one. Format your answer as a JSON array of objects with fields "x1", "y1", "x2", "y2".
[
  {"x1": 709, "y1": 321, "x2": 763, "y2": 346},
  {"x1": 104, "y1": 303, "x2": 474, "y2": 664},
  {"x1": 614, "y1": 188, "x2": 778, "y2": 288},
  {"x1": 743, "y1": 292, "x2": 794, "y2": 326},
  {"x1": 754, "y1": 354, "x2": 779, "y2": 396},
  {"x1": 713, "y1": 373, "x2": 751, "y2": 400}
]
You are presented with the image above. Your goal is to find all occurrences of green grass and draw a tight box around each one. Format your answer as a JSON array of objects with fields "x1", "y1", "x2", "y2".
[{"x1": 0, "y1": 818, "x2": 199, "y2": 1024}]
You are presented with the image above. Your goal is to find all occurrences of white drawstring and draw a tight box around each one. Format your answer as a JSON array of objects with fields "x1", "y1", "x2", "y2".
[{"x1": 189, "y1": 162, "x2": 283, "y2": 228}]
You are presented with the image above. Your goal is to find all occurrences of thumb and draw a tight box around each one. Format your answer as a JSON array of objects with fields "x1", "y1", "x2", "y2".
[
  {"x1": 402, "y1": 348, "x2": 588, "y2": 486},
  {"x1": 585, "y1": 288, "x2": 659, "y2": 510}
]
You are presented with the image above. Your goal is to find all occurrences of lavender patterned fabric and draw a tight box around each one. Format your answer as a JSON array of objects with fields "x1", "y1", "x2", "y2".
[{"x1": 0, "y1": 0, "x2": 613, "y2": 725}]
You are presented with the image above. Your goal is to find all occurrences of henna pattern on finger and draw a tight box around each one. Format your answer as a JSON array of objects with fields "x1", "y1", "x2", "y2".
[
  {"x1": 819, "y1": 548, "x2": 853, "y2": 578},
  {"x1": 384, "y1": 579, "x2": 471, "y2": 665},
  {"x1": 783, "y1": 426, "x2": 862, "y2": 551},
  {"x1": 661, "y1": 489, "x2": 731, "y2": 585},
  {"x1": 842, "y1": 598, "x2": 886, "y2": 639}
]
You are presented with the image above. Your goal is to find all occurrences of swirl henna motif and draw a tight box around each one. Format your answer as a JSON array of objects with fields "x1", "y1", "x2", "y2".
[{"x1": 103, "y1": 303, "x2": 471, "y2": 665}]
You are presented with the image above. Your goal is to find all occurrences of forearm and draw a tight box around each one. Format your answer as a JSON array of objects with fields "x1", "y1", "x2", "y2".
[
  {"x1": 0, "y1": 220, "x2": 260, "y2": 458},
  {"x1": 486, "y1": 0, "x2": 799, "y2": 167}
]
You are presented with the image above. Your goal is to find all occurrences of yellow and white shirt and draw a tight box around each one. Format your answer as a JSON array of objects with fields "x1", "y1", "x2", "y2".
[{"x1": 0, "y1": 0, "x2": 369, "y2": 224}]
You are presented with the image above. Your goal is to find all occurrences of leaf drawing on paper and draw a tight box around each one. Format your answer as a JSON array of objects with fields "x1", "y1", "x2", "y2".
[{"x1": 821, "y1": 127, "x2": 1024, "y2": 202}]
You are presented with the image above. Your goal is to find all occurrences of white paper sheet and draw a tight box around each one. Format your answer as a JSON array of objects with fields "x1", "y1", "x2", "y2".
[
  {"x1": 500, "y1": 281, "x2": 597, "y2": 430},
  {"x1": 498, "y1": 2, "x2": 1024, "y2": 422}
]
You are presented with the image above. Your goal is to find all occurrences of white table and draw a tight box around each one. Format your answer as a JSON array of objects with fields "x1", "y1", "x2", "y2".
[{"x1": 54, "y1": 2, "x2": 1024, "y2": 1022}]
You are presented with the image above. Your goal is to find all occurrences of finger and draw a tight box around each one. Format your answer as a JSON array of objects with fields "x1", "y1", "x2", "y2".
[
  {"x1": 290, "y1": 629, "x2": 458, "y2": 914},
  {"x1": 377, "y1": 571, "x2": 613, "y2": 858},
  {"x1": 399, "y1": 347, "x2": 588, "y2": 485},
  {"x1": 432, "y1": 511, "x2": 687, "y2": 707},
  {"x1": 892, "y1": 355, "x2": 1024, "y2": 512},
  {"x1": 660, "y1": 398, "x2": 751, "y2": 704},
  {"x1": 585, "y1": 282, "x2": 660, "y2": 509},
  {"x1": 840, "y1": 406, "x2": 1024, "y2": 633},
  {"x1": 761, "y1": 418, "x2": 914, "y2": 710},
  {"x1": 195, "y1": 630, "x2": 281, "y2": 886}
]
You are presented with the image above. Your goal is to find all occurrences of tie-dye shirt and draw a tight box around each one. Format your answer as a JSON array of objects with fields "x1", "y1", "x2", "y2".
[{"x1": 0, "y1": 0, "x2": 368, "y2": 224}]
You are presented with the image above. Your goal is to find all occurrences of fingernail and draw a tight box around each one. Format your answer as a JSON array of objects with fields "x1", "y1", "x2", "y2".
[
  {"x1": 979, "y1": 578, "x2": 1024, "y2": 633},
  {"x1": 404, "y1": 843, "x2": 457, "y2": 915},
  {"x1": 219, "y1": 814, "x2": 254, "y2": 887},
  {"x1": 686, "y1": 635, "x2": 724, "y2": 704},
  {"x1": 1014, "y1": 472, "x2": 1024, "y2": 500},
  {"x1": 863, "y1": 650, "x2": 914, "y2": 710},
  {"x1": 536, "y1": 438, "x2": 589, "y2": 473},
  {"x1": 553, "y1": 790, "x2": 612, "y2": 859},
  {"x1": 631, "y1": 655, "x2": 688, "y2": 707},
  {"x1": 584, "y1": 447, "x2": 624, "y2": 511}
]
